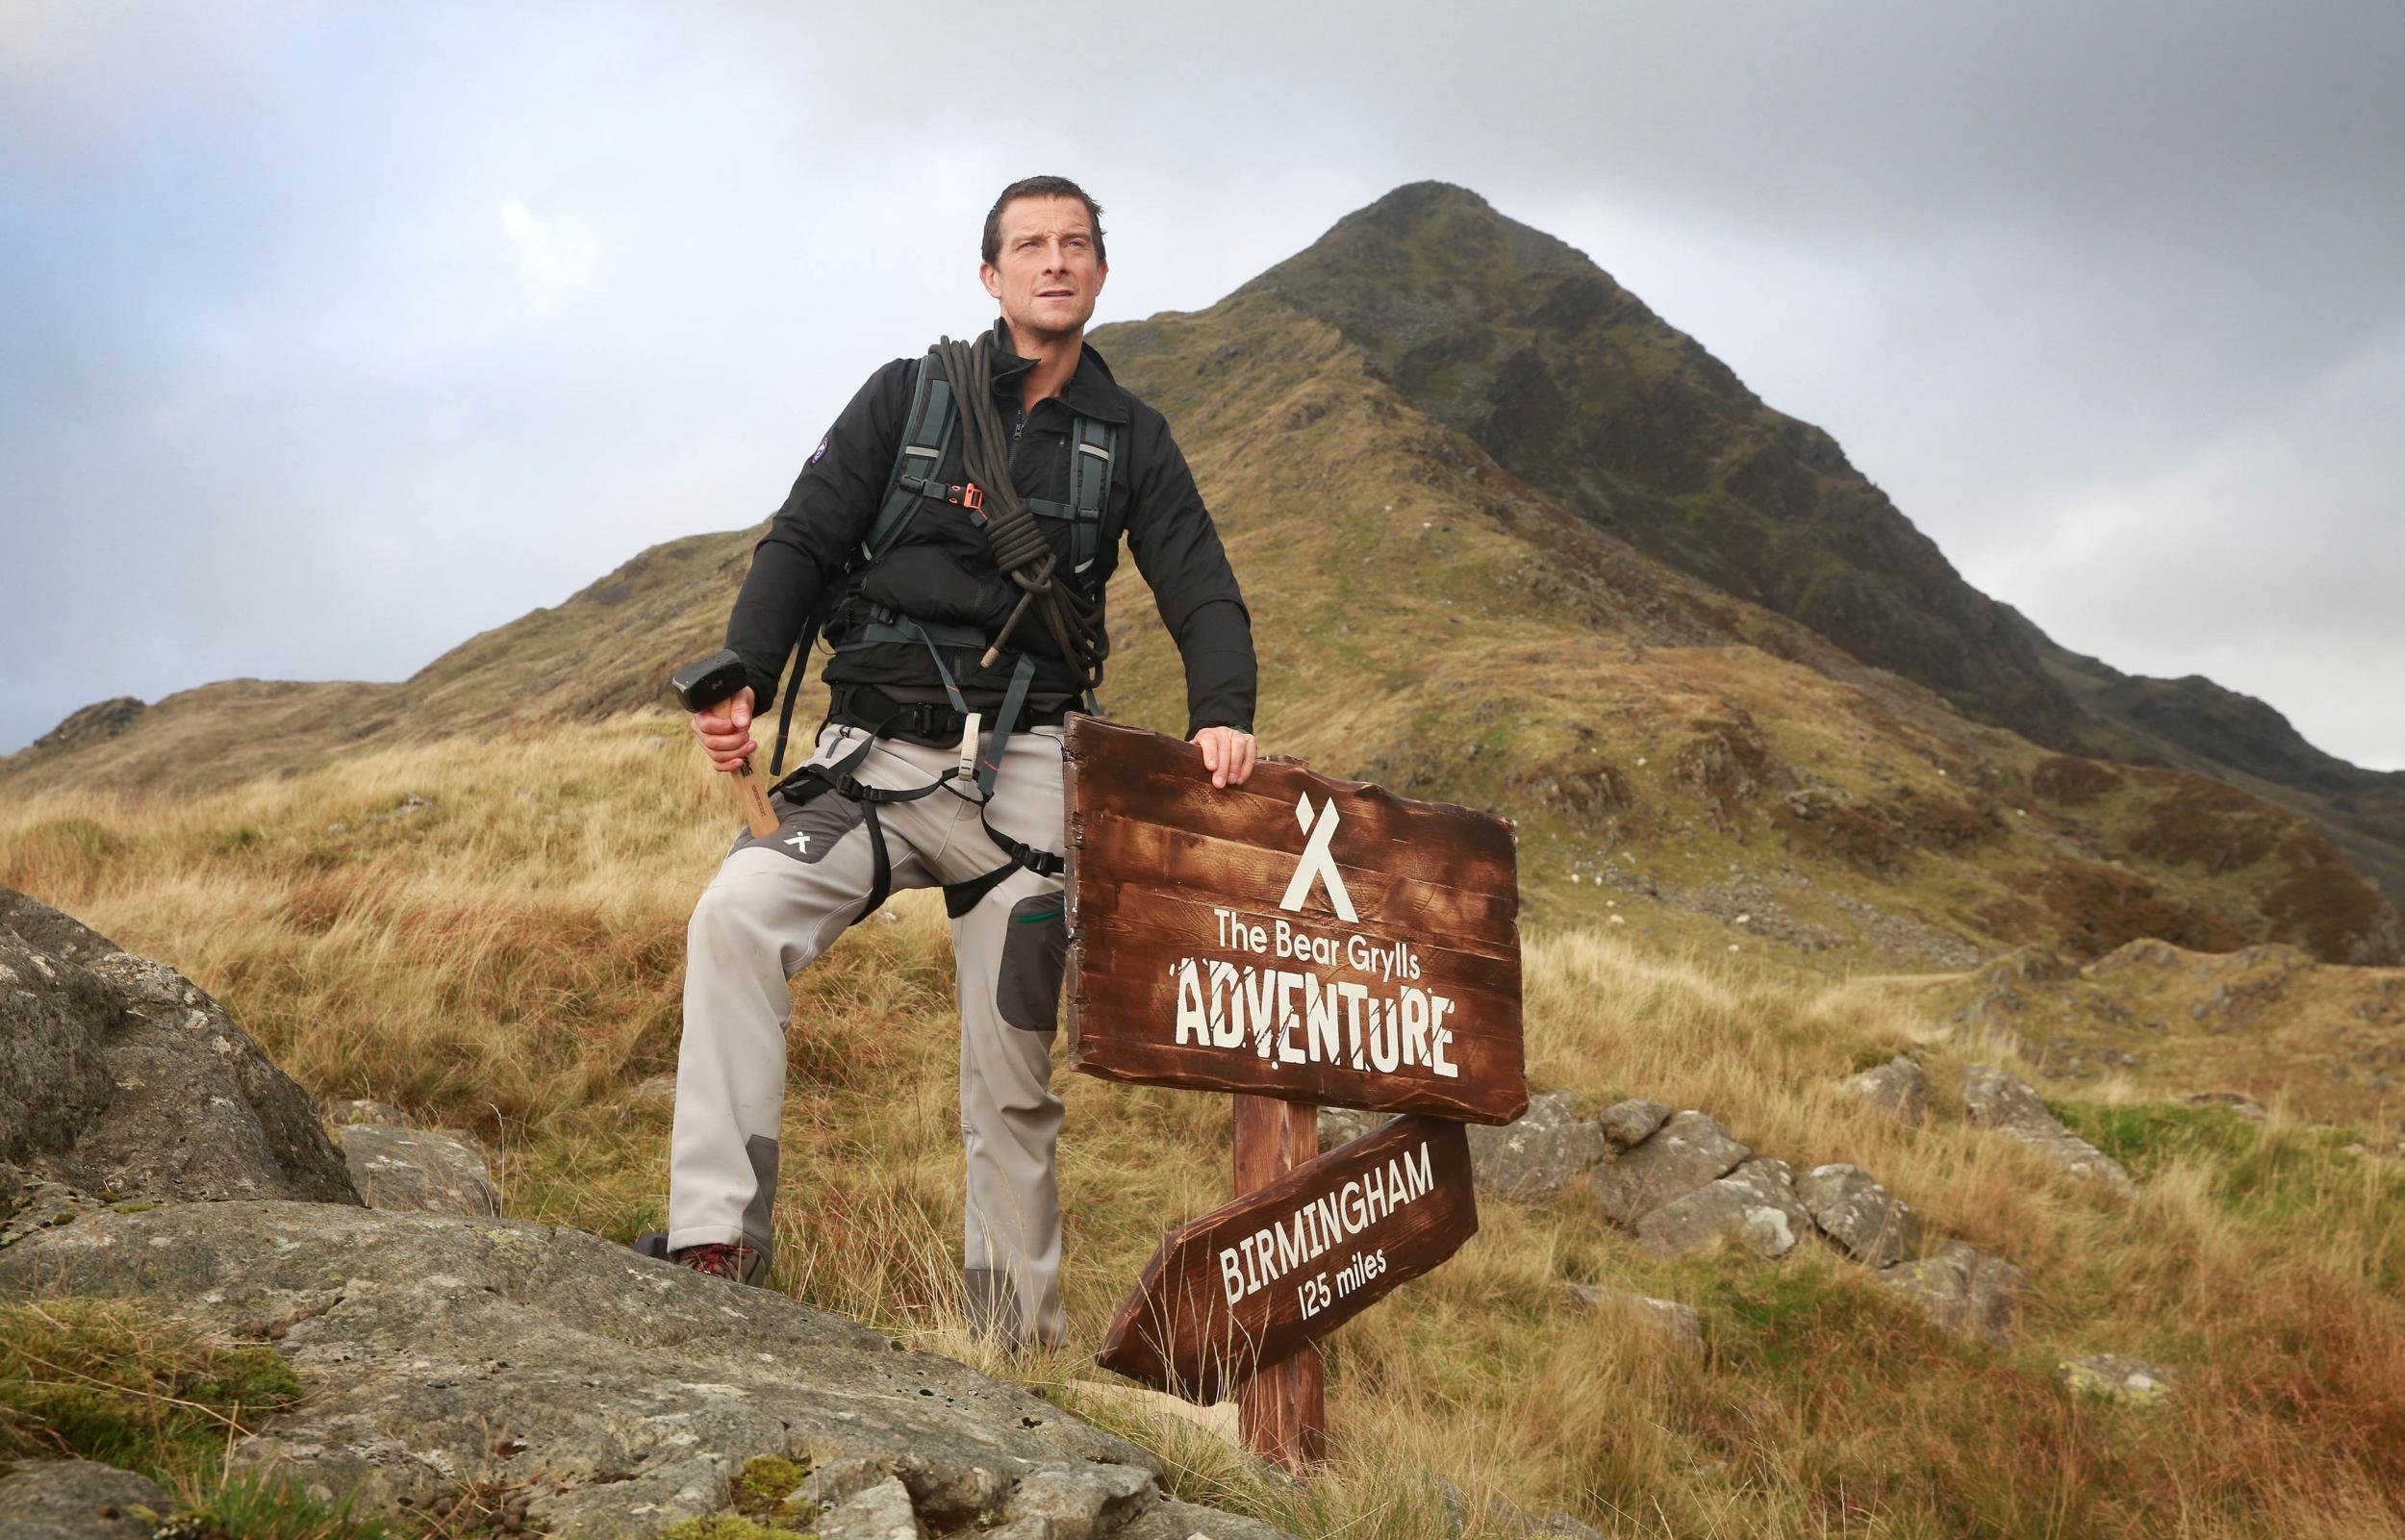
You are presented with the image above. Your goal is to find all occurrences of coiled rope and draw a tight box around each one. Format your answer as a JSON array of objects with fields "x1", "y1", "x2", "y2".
[{"x1": 931, "y1": 332, "x2": 1108, "y2": 689}]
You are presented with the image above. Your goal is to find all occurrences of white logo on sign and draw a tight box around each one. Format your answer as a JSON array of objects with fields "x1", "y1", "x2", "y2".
[{"x1": 1278, "y1": 795, "x2": 1357, "y2": 921}]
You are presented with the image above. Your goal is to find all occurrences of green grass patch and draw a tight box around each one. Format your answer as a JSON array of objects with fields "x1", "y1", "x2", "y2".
[
  {"x1": 2051, "y1": 1100, "x2": 2260, "y2": 1177},
  {"x1": 0, "y1": 1295, "x2": 392, "y2": 1537}
]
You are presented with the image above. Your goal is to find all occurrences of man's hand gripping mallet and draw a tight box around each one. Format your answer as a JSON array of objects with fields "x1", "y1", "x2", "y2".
[{"x1": 671, "y1": 648, "x2": 780, "y2": 840}]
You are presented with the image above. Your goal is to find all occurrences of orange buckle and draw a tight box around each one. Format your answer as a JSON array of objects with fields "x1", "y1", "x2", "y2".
[{"x1": 949, "y1": 482, "x2": 984, "y2": 511}]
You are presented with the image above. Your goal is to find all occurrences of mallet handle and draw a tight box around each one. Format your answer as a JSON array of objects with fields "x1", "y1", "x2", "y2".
[{"x1": 732, "y1": 759, "x2": 779, "y2": 839}]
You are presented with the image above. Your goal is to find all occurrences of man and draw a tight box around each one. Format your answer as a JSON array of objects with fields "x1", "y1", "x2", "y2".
[{"x1": 664, "y1": 175, "x2": 1258, "y2": 1350}]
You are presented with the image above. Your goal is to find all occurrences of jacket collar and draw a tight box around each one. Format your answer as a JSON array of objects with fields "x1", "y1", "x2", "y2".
[{"x1": 982, "y1": 316, "x2": 1129, "y2": 424}]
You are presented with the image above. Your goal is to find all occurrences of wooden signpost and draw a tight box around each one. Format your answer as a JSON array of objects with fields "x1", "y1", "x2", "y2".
[{"x1": 1063, "y1": 717, "x2": 1526, "y2": 1472}]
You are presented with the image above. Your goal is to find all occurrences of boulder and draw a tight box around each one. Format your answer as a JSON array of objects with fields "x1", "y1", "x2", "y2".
[
  {"x1": 1597, "y1": 1098, "x2": 1669, "y2": 1149},
  {"x1": 334, "y1": 1123, "x2": 503, "y2": 1217},
  {"x1": 0, "y1": 887, "x2": 361, "y2": 1247},
  {"x1": 1798, "y1": 1164, "x2": 1922, "y2": 1267},
  {"x1": 1877, "y1": 1240, "x2": 2023, "y2": 1342},
  {"x1": 0, "y1": 1458, "x2": 170, "y2": 1539},
  {"x1": 1464, "y1": 1088, "x2": 1608, "y2": 1199},
  {"x1": 1833, "y1": 1056, "x2": 1928, "y2": 1127},
  {"x1": 1962, "y1": 1065, "x2": 2138, "y2": 1197},
  {"x1": 1588, "y1": 1112, "x2": 1748, "y2": 1226},
  {"x1": 1633, "y1": 1158, "x2": 1810, "y2": 1259},
  {"x1": 1558, "y1": 1283, "x2": 1706, "y2": 1362},
  {"x1": 0, "y1": 1200, "x2": 1290, "y2": 1540},
  {"x1": 2056, "y1": 1354, "x2": 2175, "y2": 1406}
]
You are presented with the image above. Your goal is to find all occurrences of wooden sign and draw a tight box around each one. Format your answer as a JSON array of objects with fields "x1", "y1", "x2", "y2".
[
  {"x1": 1097, "y1": 1114, "x2": 1479, "y2": 1402},
  {"x1": 1062, "y1": 717, "x2": 1527, "y2": 1124}
]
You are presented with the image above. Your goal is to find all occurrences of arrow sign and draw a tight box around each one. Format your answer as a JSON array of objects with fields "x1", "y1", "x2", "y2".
[{"x1": 1098, "y1": 1114, "x2": 1479, "y2": 1402}]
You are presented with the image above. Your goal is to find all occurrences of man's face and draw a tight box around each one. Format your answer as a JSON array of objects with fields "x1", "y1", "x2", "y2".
[{"x1": 981, "y1": 194, "x2": 1107, "y2": 343}]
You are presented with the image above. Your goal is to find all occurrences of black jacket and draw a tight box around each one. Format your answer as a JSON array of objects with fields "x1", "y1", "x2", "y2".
[{"x1": 726, "y1": 319, "x2": 1256, "y2": 737}]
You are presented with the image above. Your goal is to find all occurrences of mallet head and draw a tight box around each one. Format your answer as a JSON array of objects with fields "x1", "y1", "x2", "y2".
[{"x1": 670, "y1": 648, "x2": 751, "y2": 715}]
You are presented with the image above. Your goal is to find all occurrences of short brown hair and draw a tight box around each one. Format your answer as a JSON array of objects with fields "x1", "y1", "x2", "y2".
[{"x1": 982, "y1": 176, "x2": 1107, "y2": 266}]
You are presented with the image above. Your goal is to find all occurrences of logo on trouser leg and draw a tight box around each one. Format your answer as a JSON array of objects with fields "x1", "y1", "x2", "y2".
[{"x1": 1278, "y1": 795, "x2": 1357, "y2": 921}]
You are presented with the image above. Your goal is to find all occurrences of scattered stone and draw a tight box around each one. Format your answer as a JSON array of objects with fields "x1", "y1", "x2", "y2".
[
  {"x1": 622, "y1": 1073, "x2": 678, "y2": 1110},
  {"x1": 798, "y1": 1454, "x2": 892, "y2": 1511},
  {"x1": 819, "y1": 1474, "x2": 923, "y2": 1540},
  {"x1": 324, "y1": 1098, "x2": 413, "y2": 1127},
  {"x1": 1466, "y1": 1089, "x2": 1608, "y2": 1199},
  {"x1": 334, "y1": 1123, "x2": 503, "y2": 1217},
  {"x1": 1962, "y1": 1065, "x2": 2138, "y2": 1197},
  {"x1": 1316, "y1": 1105, "x2": 1388, "y2": 1151},
  {"x1": 1588, "y1": 1112, "x2": 1748, "y2": 1225},
  {"x1": 0, "y1": 1457, "x2": 169, "y2": 1539},
  {"x1": 2056, "y1": 1354, "x2": 2175, "y2": 1406},
  {"x1": 2086, "y1": 939, "x2": 2187, "y2": 975},
  {"x1": 1634, "y1": 1158, "x2": 1810, "y2": 1259},
  {"x1": 1597, "y1": 1098, "x2": 1669, "y2": 1149},
  {"x1": 1557, "y1": 1283, "x2": 1705, "y2": 1361},
  {"x1": 1002, "y1": 1463, "x2": 1156, "y2": 1539},
  {"x1": 2183, "y1": 1091, "x2": 2268, "y2": 1122},
  {"x1": 1799, "y1": 1164, "x2": 1922, "y2": 1267},
  {"x1": 1834, "y1": 1056, "x2": 1928, "y2": 1127},
  {"x1": 1542, "y1": 1512, "x2": 1609, "y2": 1539},
  {"x1": 1878, "y1": 1240, "x2": 2023, "y2": 1342}
]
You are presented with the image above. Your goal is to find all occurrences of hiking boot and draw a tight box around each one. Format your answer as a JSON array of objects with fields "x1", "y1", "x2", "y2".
[{"x1": 669, "y1": 1240, "x2": 770, "y2": 1287}]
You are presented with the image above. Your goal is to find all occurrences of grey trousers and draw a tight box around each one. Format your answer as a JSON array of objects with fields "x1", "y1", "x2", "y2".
[{"x1": 668, "y1": 719, "x2": 1072, "y2": 1346}]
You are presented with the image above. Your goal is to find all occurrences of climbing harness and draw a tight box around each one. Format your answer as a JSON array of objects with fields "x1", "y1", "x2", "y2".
[{"x1": 758, "y1": 332, "x2": 1121, "y2": 925}]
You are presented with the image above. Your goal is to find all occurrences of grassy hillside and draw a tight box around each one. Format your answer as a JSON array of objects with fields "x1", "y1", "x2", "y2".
[
  {"x1": 5, "y1": 720, "x2": 2403, "y2": 1537},
  {"x1": 9, "y1": 290, "x2": 2396, "y2": 970}
]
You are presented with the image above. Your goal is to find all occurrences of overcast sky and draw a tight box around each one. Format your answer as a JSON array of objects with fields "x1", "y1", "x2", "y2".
[{"x1": 5, "y1": 0, "x2": 2401, "y2": 768}]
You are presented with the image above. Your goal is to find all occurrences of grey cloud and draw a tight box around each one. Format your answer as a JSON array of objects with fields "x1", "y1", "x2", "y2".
[{"x1": 3, "y1": 0, "x2": 2399, "y2": 768}]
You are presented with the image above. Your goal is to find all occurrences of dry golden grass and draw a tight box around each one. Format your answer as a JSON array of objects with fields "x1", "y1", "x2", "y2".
[{"x1": 6, "y1": 718, "x2": 2405, "y2": 1538}]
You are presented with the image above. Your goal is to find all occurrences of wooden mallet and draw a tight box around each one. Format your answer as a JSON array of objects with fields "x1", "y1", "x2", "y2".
[{"x1": 671, "y1": 648, "x2": 780, "y2": 840}]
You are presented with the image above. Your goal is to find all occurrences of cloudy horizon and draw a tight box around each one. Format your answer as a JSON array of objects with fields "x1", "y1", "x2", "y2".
[{"x1": 5, "y1": 1, "x2": 2401, "y2": 769}]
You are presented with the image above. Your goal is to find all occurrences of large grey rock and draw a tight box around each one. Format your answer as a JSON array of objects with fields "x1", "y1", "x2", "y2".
[
  {"x1": 1633, "y1": 1157, "x2": 1810, "y2": 1258},
  {"x1": 1877, "y1": 1240, "x2": 2024, "y2": 1342},
  {"x1": 0, "y1": 888, "x2": 361, "y2": 1246},
  {"x1": 0, "y1": 1200, "x2": 1288, "y2": 1539},
  {"x1": 0, "y1": 1458, "x2": 170, "y2": 1539},
  {"x1": 1587, "y1": 1112, "x2": 1748, "y2": 1226},
  {"x1": 1465, "y1": 1089, "x2": 1608, "y2": 1199},
  {"x1": 1834, "y1": 1057, "x2": 1928, "y2": 1127},
  {"x1": 1962, "y1": 1065, "x2": 2138, "y2": 1197},
  {"x1": 1798, "y1": 1164, "x2": 1922, "y2": 1267},
  {"x1": 335, "y1": 1123, "x2": 503, "y2": 1217},
  {"x1": 1558, "y1": 1283, "x2": 1705, "y2": 1362},
  {"x1": 1597, "y1": 1098, "x2": 1669, "y2": 1149}
]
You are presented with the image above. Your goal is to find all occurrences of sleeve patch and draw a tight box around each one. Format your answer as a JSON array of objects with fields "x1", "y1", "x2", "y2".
[{"x1": 807, "y1": 431, "x2": 830, "y2": 465}]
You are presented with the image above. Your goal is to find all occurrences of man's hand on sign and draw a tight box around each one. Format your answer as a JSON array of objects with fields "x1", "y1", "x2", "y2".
[
  {"x1": 692, "y1": 686, "x2": 760, "y2": 772},
  {"x1": 1192, "y1": 725, "x2": 1257, "y2": 789}
]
